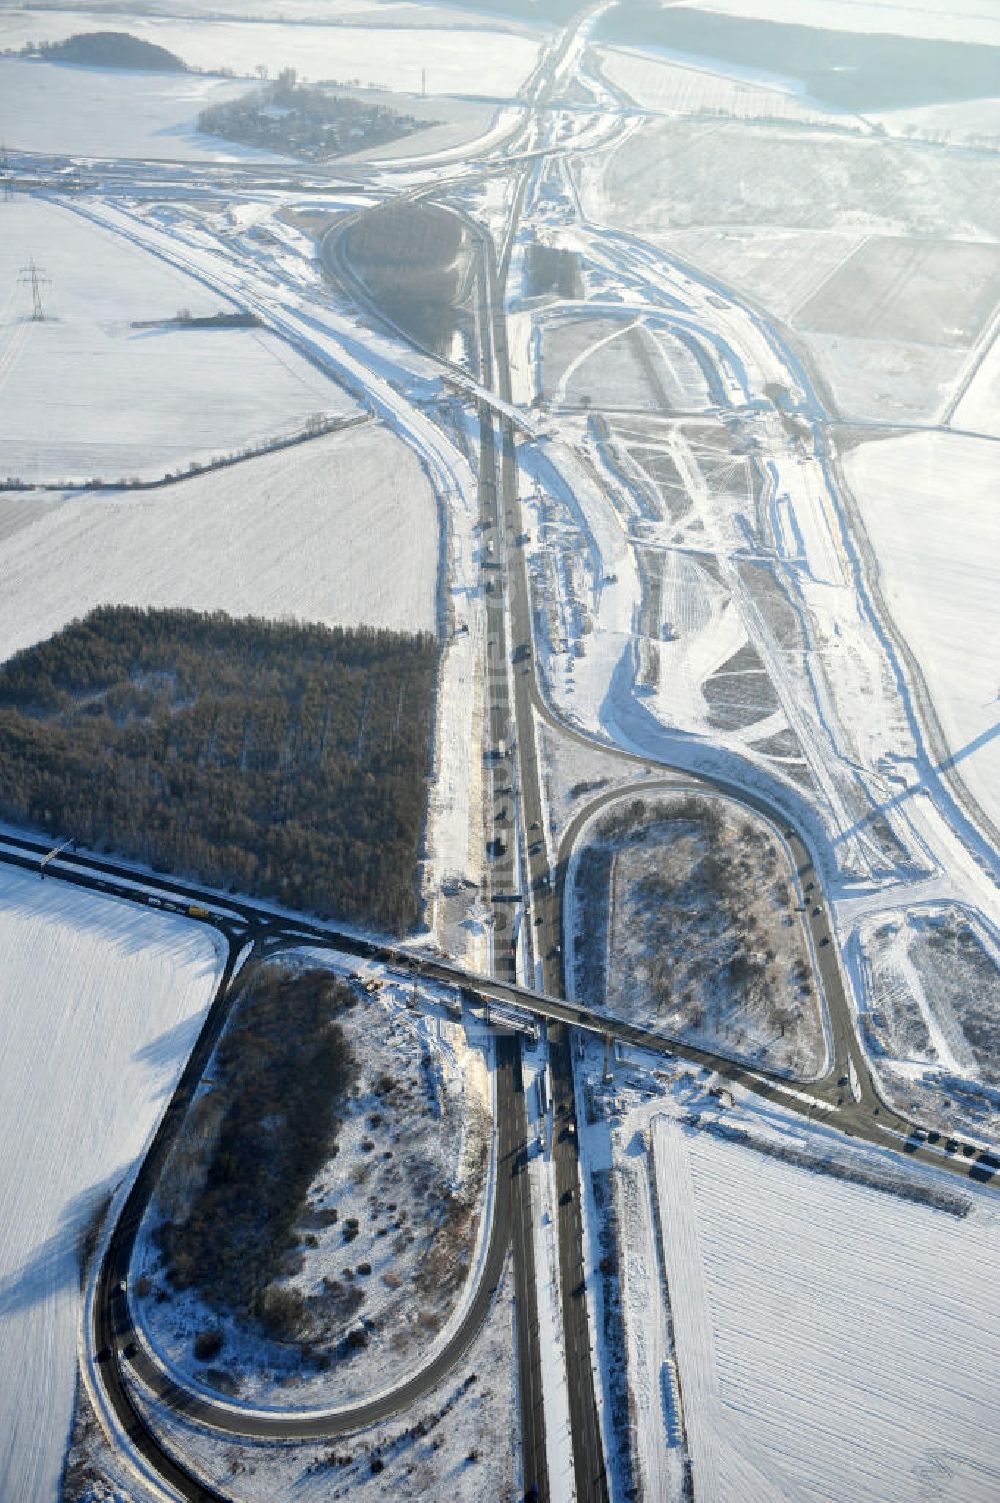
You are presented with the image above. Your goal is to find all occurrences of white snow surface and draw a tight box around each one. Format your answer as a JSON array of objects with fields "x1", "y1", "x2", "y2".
[
  {"x1": 0, "y1": 866, "x2": 222, "y2": 1503},
  {"x1": 597, "y1": 45, "x2": 833, "y2": 125},
  {"x1": 0, "y1": 200, "x2": 354, "y2": 484},
  {"x1": 0, "y1": 13, "x2": 543, "y2": 99},
  {"x1": 0, "y1": 420, "x2": 438, "y2": 664},
  {"x1": 662, "y1": 0, "x2": 1000, "y2": 45},
  {"x1": 0, "y1": 58, "x2": 289, "y2": 161},
  {"x1": 651, "y1": 1110, "x2": 1000, "y2": 1502},
  {"x1": 844, "y1": 431, "x2": 1000, "y2": 839},
  {"x1": 953, "y1": 329, "x2": 1000, "y2": 439}
]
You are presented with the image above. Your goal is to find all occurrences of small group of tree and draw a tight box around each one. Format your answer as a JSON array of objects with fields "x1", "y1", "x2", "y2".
[
  {"x1": 197, "y1": 75, "x2": 430, "y2": 162},
  {"x1": 0, "y1": 604, "x2": 437, "y2": 933},
  {"x1": 524, "y1": 241, "x2": 583, "y2": 300},
  {"x1": 156, "y1": 966, "x2": 357, "y2": 1339}
]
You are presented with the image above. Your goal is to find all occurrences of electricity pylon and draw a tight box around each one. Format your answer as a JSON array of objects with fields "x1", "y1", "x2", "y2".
[{"x1": 19, "y1": 259, "x2": 51, "y2": 320}]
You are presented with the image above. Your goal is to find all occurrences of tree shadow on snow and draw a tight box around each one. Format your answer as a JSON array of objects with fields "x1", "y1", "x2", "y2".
[
  {"x1": 132, "y1": 1008, "x2": 206, "y2": 1082},
  {"x1": 0, "y1": 1174, "x2": 118, "y2": 1318}
]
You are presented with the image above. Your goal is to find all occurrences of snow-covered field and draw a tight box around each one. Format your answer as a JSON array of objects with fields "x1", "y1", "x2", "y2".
[
  {"x1": 659, "y1": 0, "x2": 1000, "y2": 46},
  {"x1": 117, "y1": 1264, "x2": 520, "y2": 1503},
  {"x1": 0, "y1": 199, "x2": 355, "y2": 483},
  {"x1": 866, "y1": 95, "x2": 1000, "y2": 149},
  {"x1": 843, "y1": 432, "x2": 1000, "y2": 838},
  {"x1": 0, "y1": 420, "x2": 439, "y2": 663},
  {"x1": 0, "y1": 866, "x2": 222, "y2": 1503},
  {"x1": 573, "y1": 122, "x2": 1000, "y2": 429},
  {"x1": 0, "y1": 12, "x2": 543, "y2": 99},
  {"x1": 646, "y1": 227, "x2": 867, "y2": 326},
  {"x1": 953, "y1": 330, "x2": 1000, "y2": 438},
  {"x1": 584, "y1": 120, "x2": 1000, "y2": 243},
  {"x1": 0, "y1": 51, "x2": 505, "y2": 165},
  {"x1": 798, "y1": 331, "x2": 968, "y2": 425},
  {"x1": 0, "y1": 58, "x2": 288, "y2": 161},
  {"x1": 596, "y1": 44, "x2": 835, "y2": 124},
  {"x1": 649, "y1": 1109, "x2": 1000, "y2": 1502}
]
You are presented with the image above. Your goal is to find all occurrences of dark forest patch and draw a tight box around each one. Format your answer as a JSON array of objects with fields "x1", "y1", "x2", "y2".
[
  {"x1": 524, "y1": 241, "x2": 583, "y2": 300},
  {"x1": 0, "y1": 605, "x2": 436, "y2": 931},
  {"x1": 31, "y1": 31, "x2": 186, "y2": 71},
  {"x1": 340, "y1": 201, "x2": 470, "y2": 355},
  {"x1": 156, "y1": 966, "x2": 357, "y2": 1332},
  {"x1": 198, "y1": 76, "x2": 429, "y2": 162}
]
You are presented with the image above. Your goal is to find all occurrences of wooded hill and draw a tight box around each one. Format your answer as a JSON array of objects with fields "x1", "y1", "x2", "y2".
[
  {"x1": 36, "y1": 31, "x2": 187, "y2": 71},
  {"x1": 0, "y1": 606, "x2": 437, "y2": 933}
]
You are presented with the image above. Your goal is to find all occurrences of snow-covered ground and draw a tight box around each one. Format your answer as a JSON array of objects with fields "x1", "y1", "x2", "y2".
[
  {"x1": 843, "y1": 432, "x2": 1000, "y2": 840},
  {"x1": 0, "y1": 865, "x2": 222, "y2": 1503},
  {"x1": 648, "y1": 1107, "x2": 1000, "y2": 1501},
  {"x1": 0, "y1": 199, "x2": 355, "y2": 484},
  {"x1": 134, "y1": 959, "x2": 493, "y2": 1409},
  {"x1": 116, "y1": 1262, "x2": 520, "y2": 1503},
  {"x1": 567, "y1": 792, "x2": 829, "y2": 1078},
  {"x1": 596, "y1": 44, "x2": 836, "y2": 124},
  {"x1": 952, "y1": 331, "x2": 1000, "y2": 439},
  {"x1": 0, "y1": 12, "x2": 544, "y2": 99},
  {"x1": 852, "y1": 902, "x2": 1000, "y2": 1140},
  {"x1": 860, "y1": 84, "x2": 1000, "y2": 148},
  {"x1": 0, "y1": 58, "x2": 291, "y2": 161},
  {"x1": 658, "y1": 0, "x2": 1000, "y2": 46},
  {"x1": 0, "y1": 420, "x2": 439, "y2": 663}
]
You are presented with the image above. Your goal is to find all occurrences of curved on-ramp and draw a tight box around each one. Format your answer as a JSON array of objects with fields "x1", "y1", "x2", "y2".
[{"x1": 87, "y1": 944, "x2": 521, "y2": 1499}]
